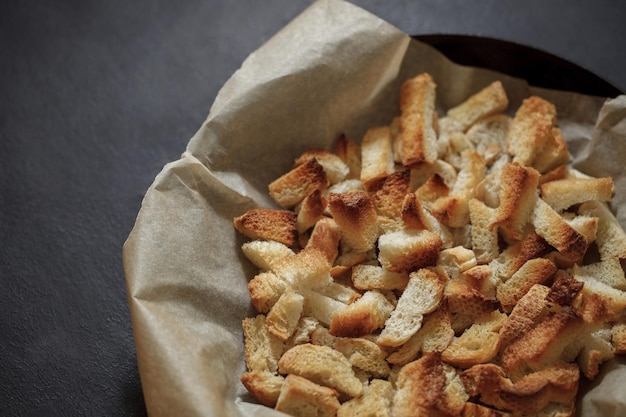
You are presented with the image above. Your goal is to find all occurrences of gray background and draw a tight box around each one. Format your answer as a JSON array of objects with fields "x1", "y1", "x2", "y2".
[{"x1": 1, "y1": 0, "x2": 625, "y2": 415}]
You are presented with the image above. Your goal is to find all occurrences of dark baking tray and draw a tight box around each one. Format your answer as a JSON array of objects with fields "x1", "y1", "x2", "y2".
[{"x1": 417, "y1": 34, "x2": 623, "y2": 97}]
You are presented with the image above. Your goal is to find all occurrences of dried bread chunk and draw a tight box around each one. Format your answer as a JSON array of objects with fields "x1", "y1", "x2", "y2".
[
  {"x1": 387, "y1": 304, "x2": 454, "y2": 365},
  {"x1": 531, "y1": 198, "x2": 589, "y2": 262},
  {"x1": 269, "y1": 157, "x2": 329, "y2": 207},
  {"x1": 296, "y1": 189, "x2": 328, "y2": 233},
  {"x1": 233, "y1": 208, "x2": 297, "y2": 247},
  {"x1": 328, "y1": 190, "x2": 379, "y2": 252},
  {"x1": 443, "y1": 80, "x2": 509, "y2": 133},
  {"x1": 294, "y1": 149, "x2": 350, "y2": 185},
  {"x1": 430, "y1": 149, "x2": 486, "y2": 228},
  {"x1": 578, "y1": 200, "x2": 626, "y2": 260},
  {"x1": 242, "y1": 315, "x2": 284, "y2": 373},
  {"x1": 329, "y1": 290, "x2": 394, "y2": 338},
  {"x1": 266, "y1": 289, "x2": 305, "y2": 340},
  {"x1": 371, "y1": 169, "x2": 411, "y2": 219},
  {"x1": 531, "y1": 127, "x2": 570, "y2": 174},
  {"x1": 333, "y1": 134, "x2": 361, "y2": 180},
  {"x1": 392, "y1": 352, "x2": 468, "y2": 417},
  {"x1": 490, "y1": 162, "x2": 540, "y2": 243},
  {"x1": 240, "y1": 371, "x2": 285, "y2": 408},
  {"x1": 496, "y1": 258, "x2": 557, "y2": 312},
  {"x1": 333, "y1": 337, "x2": 391, "y2": 378},
  {"x1": 400, "y1": 73, "x2": 438, "y2": 168},
  {"x1": 506, "y1": 96, "x2": 557, "y2": 167},
  {"x1": 337, "y1": 379, "x2": 394, "y2": 417},
  {"x1": 275, "y1": 374, "x2": 340, "y2": 417},
  {"x1": 377, "y1": 229, "x2": 442, "y2": 273},
  {"x1": 461, "y1": 362, "x2": 579, "y2": 414},
  {"x1": 378, "y1": 268, "x2": 445, "y2": 347},
  {"x1": 360, "y1": 126, "x2": 395, "y2": 190},
  {"x1": 304, "y1": 217, "x2": 342, "y2": 264},
  {"x1": 351, "y1": 264, "x2": 410, "y2": 291},
  {"x1": 278, "y1": 343, "x2": 363, "y2": 399},
  {"x1": 241, "y1": 240, "x2": 294, "y2": 271},
  {"x1": 468, "y1": 198, "x2": 499, "y2": 264},
  {"x1": 442, "y1": 310, "x2": 507, "y2": 368},
  {"x1": 540, "y1": 176, "x2": 614, "y2": 212}
]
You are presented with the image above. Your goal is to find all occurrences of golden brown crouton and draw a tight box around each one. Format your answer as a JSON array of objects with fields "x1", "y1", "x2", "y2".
[
  {"x1": 328, "y1": 191, "x2": 379, "y2": 252},
  {"x1": 378, "y1": 268, "x2": 445, "y2": 347},
  {"x1": 506, "y1": 96, "x2": 556, "y2": 167},
  {"x1": 540, "y1": 176, "x2": 614, "y2": 212},
  {"x1": 490, "y1": 162, "x2": 540, "y2": 243},
  {"x1": 360, "y1": 126, "x2": 395, "y2": 190},
  {"x1": 240, "y1": 371, "x2": 285, "y2": 408},
  {"x1": 400, "y1": 73, "x2": 439, "y2": 168},
  {"x1": 278, "y1": 343, "x2": 363, "y2": 399},
  {"x1": 275, "y1": 374, "x2": 340, "y2": 417},
  {"x1": 444, "y1": 81, "x2": 509, "y2": 133},
  {"x1": 333, "y1": 134, "x2": 361, "y2": 180},
  {"x1": 269, "y1": 158, "x2": 329, "y2": 207},
  {"x1": 378, "y1": 229, "x2": 442, "y2": 273},
  {"x1": 233, "y1": 208, "x2": 297, "y2": 247},
  {"x1": 393, "y1": 352, "x2": 469, "y2": 417}
]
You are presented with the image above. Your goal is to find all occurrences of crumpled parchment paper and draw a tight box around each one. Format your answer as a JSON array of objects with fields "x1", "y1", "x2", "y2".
[{"x1": 122, "y1": 1, "x2": 626, "y2": 416}]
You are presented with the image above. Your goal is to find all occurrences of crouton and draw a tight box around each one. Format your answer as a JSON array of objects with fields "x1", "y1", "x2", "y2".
[
  {"x1": 234, "y1": 208, "x2": 297, "y2": 247},
  {"x1": 269, "y1": 158, "x2": 329, "y2": 207}
]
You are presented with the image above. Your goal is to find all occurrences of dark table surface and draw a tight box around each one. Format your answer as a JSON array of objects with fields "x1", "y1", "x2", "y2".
[{"x1": 2, "y1": 1, "x2": 625, "y2": 415}]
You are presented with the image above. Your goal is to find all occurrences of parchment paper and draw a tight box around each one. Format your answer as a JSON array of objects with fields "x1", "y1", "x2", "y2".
[{"x1": 122, "y1": 1, "x2": 626, "y2": 416}]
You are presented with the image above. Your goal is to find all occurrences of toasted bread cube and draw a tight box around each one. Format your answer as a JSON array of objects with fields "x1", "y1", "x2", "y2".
[
  {"x1": 490, "y1": 162, "x2": 540, "y2": 243},
  {"x1": 275, "y1": 374, "x2": 340, "y2": 417},
  {"x1": 278, "y1": 343, "x2": 363, "y2": 399},
  {"x1": 337, "y1": 379, "x2": 394, "y2": 417},
  {"x1": 378, "y1": 269, "x2": 445, "y2": 347},
  {"x1": 499, "y1": 284, "x2": 550, "y2": 347},
  {"x1": 469, "y1": 198, "x2": 499, "y2": 264},
  {"x1": 461, "y1": 363, "x2": 579, "y2": 414},
  {"x1": 241, "y1": 240, "x2": 295, "y2": 271},
  {"x1": 501, "y1": 308, "x2": 584, "y2": 378},
  {"x1": 378, "y1": 229, "x2": 443, "y2": 273},
  {"x1": 333, "y1": 134, "x2": 361, "y2": 180},
  {"x1": 400, "y1": 73, "x2": 438, "y2": 168},
  {"x1": 328, "y1": 191, "x2": 379, "y2": 252},
  {"x1": 296, "y1": 189, "x2": 328, "y2": 233},
  {"x1": 431, "y1": 150, "x2": 485, "y2": 227},
  {"x1": 393, "y1": 353, "x2": 469, "y2": 417},
  {"x1": 269, "y1": 158, "x2": 329, "y2": 207},
  {"x1": 497, "y1": 258, "x2": 557, "y2": 312},
  {"x1": 506, "y1": 96, "x2": 556, "y2": 167},
  {"x1": 532, "y1": 127, "x2": 570, "y2": 173},
  {"x1": 247, "y1": 271, "x2": 289, "y2": 313},
  {"x1": 445, "y1": 81, "x2": 509, "y2": 133},
  {"x1": 540, "y1": 176, "x2": 614, "y2": 212},
  {"x1": 304, "y1": 217, "x2": 342, "y2": 264},
  {"x1": 579, "y1": 200, "x2": 626, "y2": 260},
  {"x1": 240, "y1": 371, "x2": 284, "y2": 408},
  {"x1": 360, "y1": 126, "x2": 395, "y2": 190},
  {"x1": 233, "y1": 208, "x2": 297, "y2": 247},
  {"x1": 531, "y1": 198, "x2": 588, "y2": 262},
  {"x1": 266, "y1": 289, "x2": 305, "y2": 341},
  {"x1": 387, "y1": 305, "x2": 454, "y2": 365},
  {"x1": 329, "y1": 290, "x2": 394, "y2": 338},
  {"x1": 352, "y1": 264, "x2": 410, "y2": 291},
  {"x1": 371, "y1": 170, "x2": 412, "y2": 219},
  {"x1": 442, "y1": 310, "x2": 507, "y2": 368},
  {"x1": 334, "y1": 337, "x2": 391, "y2": 378},
  {"x1": 242, "y1": 315, "x2": 284, "y2": 373},
  {"x1": 294, "y1": 149, "x2": 350, "y2": 185},
  {"x1": 300, "y1": 289, "x2": 347, "y2": 327}
]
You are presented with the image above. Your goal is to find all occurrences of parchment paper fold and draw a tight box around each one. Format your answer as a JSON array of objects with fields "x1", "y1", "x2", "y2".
[{"x1": 123, "y1": 1, "x2": 626, "y2": 416}]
